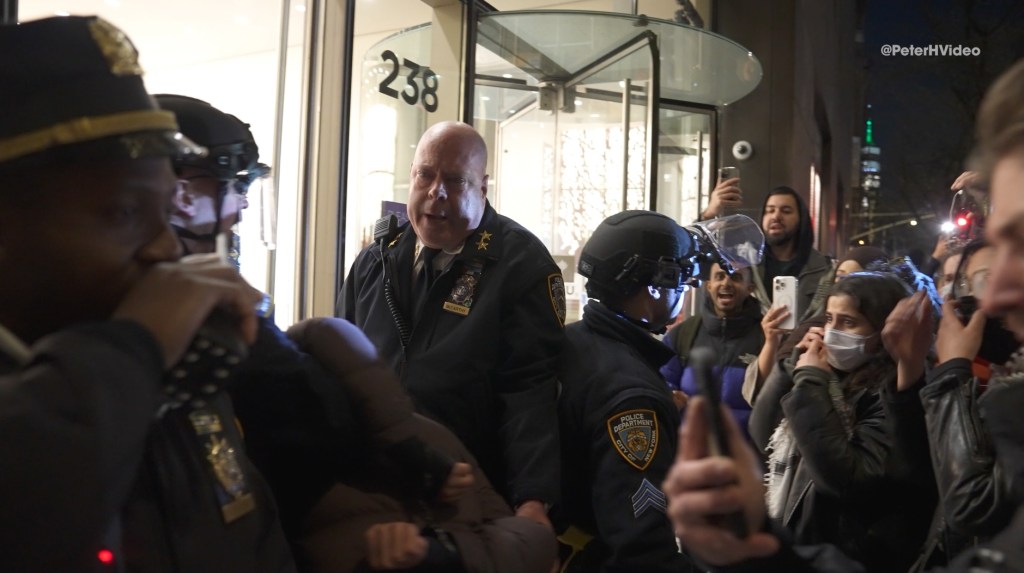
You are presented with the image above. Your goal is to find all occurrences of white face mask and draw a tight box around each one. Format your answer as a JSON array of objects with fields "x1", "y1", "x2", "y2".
[
  {"x1": 939, "y1": 282, "x2": 953, "y2": 300},
  {"x1": 823, "y1": 328, "x2": 878, "y2": 372}
]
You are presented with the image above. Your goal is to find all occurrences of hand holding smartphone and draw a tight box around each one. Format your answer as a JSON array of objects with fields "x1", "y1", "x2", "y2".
[
  {"x1": 690, "y1": 347, "x2": 749, "y2": 539},
  {"x1": 771, "y1": 276, "x2": 798, "y2": 330},
  {"x1": 718, "y1": 166, "x2": 740, "y2": 182}
]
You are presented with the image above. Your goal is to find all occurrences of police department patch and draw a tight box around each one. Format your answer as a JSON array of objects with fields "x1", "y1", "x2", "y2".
[
  {"x1": 548, "y1": 273, "x2": 567, "y2": 326},
  {"x1": 607, "y1": 409, "x2": 658, "y2": 471}
]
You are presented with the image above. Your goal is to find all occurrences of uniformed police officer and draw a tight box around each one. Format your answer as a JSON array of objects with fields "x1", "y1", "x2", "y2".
[
  {"x1": 0, "y1": 16, "x2": 293, "y2": 571},
  {"x1": 556, "y1": 211, "x2": 698, "y2": 573},
  {"x1": 340, "y1": 122, "x2": 565, "y2": 529},
  {"x1": 156, "y1": 95, "x2": 480, "y2": 565}
]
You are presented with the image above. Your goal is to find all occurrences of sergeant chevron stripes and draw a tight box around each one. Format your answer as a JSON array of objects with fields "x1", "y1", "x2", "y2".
[{"x1": 631, "y1": 478, "x2": 667, "y2": 517}]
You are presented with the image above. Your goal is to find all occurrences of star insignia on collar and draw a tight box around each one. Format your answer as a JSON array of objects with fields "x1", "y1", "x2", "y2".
[{"x1": 475, "y1": 230, "x2": 493, "y2": 251}]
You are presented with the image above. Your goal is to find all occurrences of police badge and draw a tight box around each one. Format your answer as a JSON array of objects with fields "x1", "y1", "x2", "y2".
[
  {"x1": 443, "y1": 260, "x2": 483, "y2": 316},
  {"x1": 189, "y1": 408, "x2": 256, "y2": 523}
]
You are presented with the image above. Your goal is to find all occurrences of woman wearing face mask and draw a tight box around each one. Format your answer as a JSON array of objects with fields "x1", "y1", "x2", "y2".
[{"x1": 763, "y1": 272, "x2": 933, "y2": 573}]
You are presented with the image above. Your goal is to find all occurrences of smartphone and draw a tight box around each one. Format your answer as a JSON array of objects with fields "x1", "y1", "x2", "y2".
[
  {"x1": 772, "y1": 276, "x2": 798, "y2": 330},
  {"x1": 718, "y1": 166, "x2": 740, "y2": 181},
  {"x1": 690, "y1": 347, "x2": 749, "y2": 538},
  {"x1": 954, "y1": 295, "x2": 978, "y2": 325}
]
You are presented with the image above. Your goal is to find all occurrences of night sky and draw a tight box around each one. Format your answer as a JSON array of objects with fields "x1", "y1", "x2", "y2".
[{"x1": 862, "y1": 0, "x2": 1024, "y2": 256}]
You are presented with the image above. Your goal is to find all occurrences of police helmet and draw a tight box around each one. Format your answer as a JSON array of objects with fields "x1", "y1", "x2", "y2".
[
  {"x1": 154, "y1": 94, "x2": 266, "y2": 187},
  {"x1": 578, "y1": 211, "x2": 697, "y2": 298}
]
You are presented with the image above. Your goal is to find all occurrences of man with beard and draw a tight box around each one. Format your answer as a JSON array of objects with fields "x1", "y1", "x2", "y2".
[
  {"x1": 752, "y1": 187, "x2": 833, "y2": 324},
  {"x1": 661, "y1": 263, "x2": 763, "y2": 439}
]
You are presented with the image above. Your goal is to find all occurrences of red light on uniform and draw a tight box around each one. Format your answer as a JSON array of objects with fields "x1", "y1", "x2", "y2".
[
  {"x1": 956, "y1": 216, "x2": 969, "y2": 227},
  {"x1": 97, "y1": 549, "x2": 115, "y2": 564}
]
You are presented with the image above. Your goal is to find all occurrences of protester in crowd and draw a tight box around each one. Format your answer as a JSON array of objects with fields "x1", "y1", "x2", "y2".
[
  {"x1": 290, "y1": 317, "x2": 557, "y2": 573},
  {"x1": 662, "y1": 56, "x2": 1024, "y2": 573},
  {"x1": 743, "y1": 246, "x2": 889, "y2": 407},
  {"x1": 757, "y1": 272, "x2": 933, "y2": 572},
  {"x1": 662, "y1": 263, "x2": 763, "y2": 437},
  {"x1": 884, "y1": 240, "x2": 1018, "y2": 570}
]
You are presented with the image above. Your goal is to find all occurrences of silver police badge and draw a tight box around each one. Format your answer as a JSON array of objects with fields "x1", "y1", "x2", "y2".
[{"x1": 607, "y1": 409, "x2": 659, "y2": 471}]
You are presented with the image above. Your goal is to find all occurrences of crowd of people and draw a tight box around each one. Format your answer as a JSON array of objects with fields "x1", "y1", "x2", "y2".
[{"x1": 2, "y1": 13, "x2": 1024, "y2": 573}]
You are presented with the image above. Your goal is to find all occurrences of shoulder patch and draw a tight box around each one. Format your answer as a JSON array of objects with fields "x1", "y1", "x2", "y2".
[
  {"x1": 607, "y1": 409, "x2": 659, "y2": 471},
  {"x1": 547, "y1": 273, "x2": 566, "y2": 326}
]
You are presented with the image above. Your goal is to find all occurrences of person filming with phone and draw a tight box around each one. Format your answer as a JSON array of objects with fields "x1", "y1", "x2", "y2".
[{"x1": 753, "y1": 271, "x2": 934, "y2": 573}]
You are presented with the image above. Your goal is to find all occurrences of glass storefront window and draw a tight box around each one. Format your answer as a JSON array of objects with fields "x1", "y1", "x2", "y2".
[
  {"x1": 343, "y1": 1, "x2": 468, "y2": 279},
  {"x1": 20, "y1": 0, "x2": 311, "y2": 325}
]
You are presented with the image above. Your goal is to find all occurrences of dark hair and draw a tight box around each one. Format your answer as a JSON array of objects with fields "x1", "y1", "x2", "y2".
[
  {"x1": 827, "y1": 272, "x2": 912, "y2": 394},
  {"x1": 830, "y1": 272, "x2": 912, "y2": 333},
  {"x1": 761, "y1": 186, "x2": 815, "y2": 262}
]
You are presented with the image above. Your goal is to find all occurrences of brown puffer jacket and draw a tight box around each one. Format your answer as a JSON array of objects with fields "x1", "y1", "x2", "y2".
[
  {"x1": 296, "y1": 413, "x2": 556, "y2": 573},
  {"x1": 286, "y1": 317, "x2": 556, "y2": 573}
]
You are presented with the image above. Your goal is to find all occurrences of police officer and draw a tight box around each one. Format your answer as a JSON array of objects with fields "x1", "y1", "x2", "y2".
[
  {"x1": 556, "y1": 211, "x2": 697, "y2": 573},
  {"x1": 0, "y1": 16, "x2": 292, "y2": 571},
  {"x1": 155, "y1": 95, "x2": 475, "y2": 551},
  {"x1": 340, "y1": 121, "x2": 565, "y2": 528}
]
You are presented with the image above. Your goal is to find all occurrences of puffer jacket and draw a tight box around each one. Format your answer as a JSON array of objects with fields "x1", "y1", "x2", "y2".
[{"x1": 296, "y1": 414, "x2": 557, "y2": 573}]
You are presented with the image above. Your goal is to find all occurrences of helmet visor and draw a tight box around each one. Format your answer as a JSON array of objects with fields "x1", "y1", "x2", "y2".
[{"x1": 692, "y1": 214, "x2": 765, "y2": 271}]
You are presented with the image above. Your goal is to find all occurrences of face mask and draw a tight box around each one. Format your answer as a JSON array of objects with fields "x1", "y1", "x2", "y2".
[
  {"x1": 940, "y1": 282, "x2": 953, "y2": 300},
  {"x1": 824, "y1": 328, "x2": 878, "y2": 372}
]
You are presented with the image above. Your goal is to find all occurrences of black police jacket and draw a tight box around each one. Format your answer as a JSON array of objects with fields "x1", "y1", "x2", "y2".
[
  {"x1": 0, "y1": 320, "x2": 294, "y2": 573},
  {"x1": 340, "y1": 203, "x2": 564, "y2": 507},
  {"x1": 556, "y1": 300, "x2": 693, "y2": 573}
]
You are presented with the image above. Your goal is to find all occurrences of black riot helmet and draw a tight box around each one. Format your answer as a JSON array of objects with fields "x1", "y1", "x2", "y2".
[
  {"x1": 579, "y1": 211, "x2": 698, "y2": 305},
  {"x1": 155, "y1": 94, "x2": 273, "y2": 264},
  {"x1": 154, "y1": 94, "x2": 268, "y2": 188}
]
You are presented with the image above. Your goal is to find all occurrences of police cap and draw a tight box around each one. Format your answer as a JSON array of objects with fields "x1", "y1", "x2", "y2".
[{"x1": 0, "y1": 16, "x2": 202, "y2": 169}]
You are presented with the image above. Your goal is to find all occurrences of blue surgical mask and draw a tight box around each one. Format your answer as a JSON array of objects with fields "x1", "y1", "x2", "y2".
[{"x1": 824, "y1": 328, "x2": 878, "y2": 372}]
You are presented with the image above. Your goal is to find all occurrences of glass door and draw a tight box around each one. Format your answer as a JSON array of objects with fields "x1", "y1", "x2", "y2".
[{"x1": 475, "y1": 30, "x2": 657, "y2": 322}]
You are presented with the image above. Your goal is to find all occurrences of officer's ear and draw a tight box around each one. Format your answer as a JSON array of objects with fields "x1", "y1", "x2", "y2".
[{"x1": 480, "y1": 173, "x2": 489, "y2": 197}]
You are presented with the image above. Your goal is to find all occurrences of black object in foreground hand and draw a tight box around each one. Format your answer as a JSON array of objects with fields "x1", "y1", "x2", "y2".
[{"x1": 690, "y1": 346, "x2": 749, "y2": 539}]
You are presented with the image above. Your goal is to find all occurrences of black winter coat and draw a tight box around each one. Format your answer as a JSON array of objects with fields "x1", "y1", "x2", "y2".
[
  {"x1": 340, "y1": 203, "x2": 564, "y2": 507},
  {"x1": 556, "y1": 300, "x2": 694, "y2": 573},
  {"x1": 0, "y1": 321, "x2": 294, "y2": 573}
]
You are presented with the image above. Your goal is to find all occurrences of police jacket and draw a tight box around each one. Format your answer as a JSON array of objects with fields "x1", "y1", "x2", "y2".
[
  {"x1": 556, "y1": 300, "x2": 693, "y2": 573},
  {"x1": 340, "y1": 202, "x2": 564, "y2": 507},
  {"x1": 0, "y1": 320, "x2": 294, "y2": 573}
]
